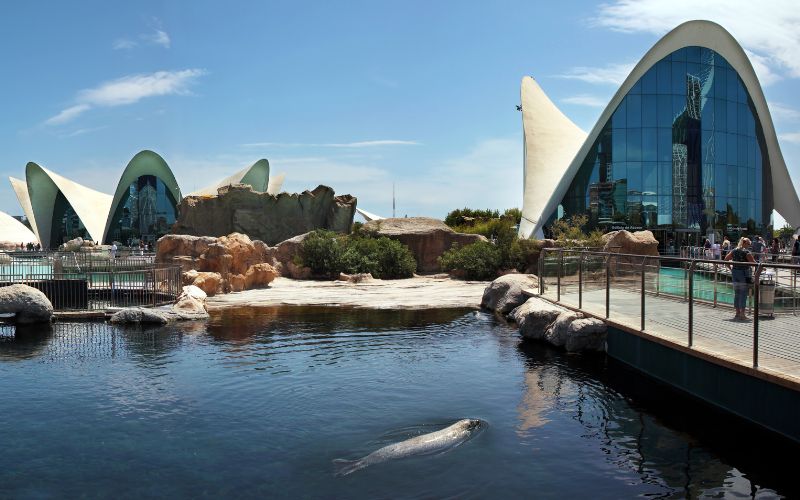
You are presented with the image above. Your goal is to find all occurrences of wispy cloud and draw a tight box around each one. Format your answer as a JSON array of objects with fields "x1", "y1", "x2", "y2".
[
  {"x1": 241, "y1": 140, "x2": 420, "y2": 148},
  {"x1": 779, "y1": 132, "x2": 800, "y2": 144},
  {"x1": 113, "y1": 21, "x2": 171, "y2": 50},
  {"x1": 143, "y1": 29, "x2": 170, "y2": 48},
  {"x1": 60, "y1": 126, "x2": 108, "y2": 138},
  {"x1": 562, "y1": 94, "x2": 607, "y2": 108},
  {"x1": 556, "y1": 62, "x2": 635, "y2": 86},
  {"x1": 44, "y1": 69, "x2": 206, "y2": 125},
  {"x1": 592, "y1": 0, "x2": 800, "y2": 85},
  {"x1": 770, "y1": 102, "x2": 800, "y2": 122},
  {"x1": 44, "y1": 104, "x2": 91, "y2": 126}
]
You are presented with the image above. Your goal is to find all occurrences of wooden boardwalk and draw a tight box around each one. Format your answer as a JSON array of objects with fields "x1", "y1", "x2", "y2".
[{"x1": 544, "y1": 287, "x2": 800, "y2": 389}]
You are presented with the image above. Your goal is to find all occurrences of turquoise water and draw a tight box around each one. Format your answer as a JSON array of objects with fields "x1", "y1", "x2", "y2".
[{"x1": 0, "y1": 307, "x2": 795, "y2": 498}]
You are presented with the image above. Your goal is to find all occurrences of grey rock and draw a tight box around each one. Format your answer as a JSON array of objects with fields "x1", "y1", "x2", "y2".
[
  {"x1": 171, "y1": 184, "x2": 356, "y2": 245},
  {"x1": 0, "y1": 284, "x2": 53, "y2": 324},
  {"x1": 110, "y1": 307, "x2": 169, "y2": 325},
  {"x1": 510, "y1": 297, "x2": 568, "y2": 340},
  {"x1": 564, "y1": 318, "x2": 607, "y2": 352},
  {"x1": 481, "y1": 274, "x2": 539, "y2": 315},
  {"x1": 544, "y1": 311, "x2": 583, "y2": 347}
]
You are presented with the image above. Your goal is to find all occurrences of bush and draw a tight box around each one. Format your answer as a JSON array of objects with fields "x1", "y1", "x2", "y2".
[
  {"x1": 300, "y1": 230, "x2": 416, "y2": 279},
  {"x1": 300, "y1": 230, "x2": 346, "y2": 276},
  {"x1": 444, "y1": 208, "x2": 500, "y2": 227},
  {"x1": 438, "y1": 241, "x2": 502, "y2": 281}
]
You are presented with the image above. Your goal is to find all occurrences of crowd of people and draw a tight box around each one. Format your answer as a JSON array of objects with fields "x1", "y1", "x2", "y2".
[{"x1": 15, "y1": 242, "x2": 41, "y2": 252}]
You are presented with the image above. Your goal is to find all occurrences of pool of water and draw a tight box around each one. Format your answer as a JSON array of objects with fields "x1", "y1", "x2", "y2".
[{"x1": 0, "y1": 308, "x2": 795, "y2": 498}]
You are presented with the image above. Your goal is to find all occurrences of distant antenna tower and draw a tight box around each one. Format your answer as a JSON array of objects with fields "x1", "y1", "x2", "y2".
[{"x1": 392, "y1": 183, "x2": 396, "y2": 218}]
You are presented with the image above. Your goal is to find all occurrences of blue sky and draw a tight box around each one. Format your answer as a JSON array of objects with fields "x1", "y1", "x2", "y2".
[{"x1": 2, "y1": 0, "x2": 799, "y2": 224}]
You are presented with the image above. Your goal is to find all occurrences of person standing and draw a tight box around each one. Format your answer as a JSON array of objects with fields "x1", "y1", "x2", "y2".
[
  {"x1": 793, "y1": 235, "x2": 800, "y2": 265},
  {"x1": 725, "y1": 237, "x2": 757, "y2": 321},
  {"x1": 111, "y1": 242, "x2": 118, "y2": 260},
  {"x1": 751, "y1": 236, "x2": 765, "y2": 262},
  {"x1": 771, "y1": 238, "x2": 780, "y2": 263}
]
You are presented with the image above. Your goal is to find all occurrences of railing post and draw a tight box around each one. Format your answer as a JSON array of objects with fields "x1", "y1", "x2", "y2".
[
  {"x1": 688, "y1": 260, "x2": 694, "y2": 347},
  {"x1": 578, "y1": 252, "x2": 583, "y2": 309},
  {"x1": 605, "y1": 255, "x2": 611, "y2": 319},
  {"x1": 754, "y1": 263, "x2": 760, "y2": 368},
  {"x1": 713, "y1": 262, "x2": 718, "y2": 307},
  {"x1": 538, "y1": 249, "x2": 545, "y2": 295},
  {"x1": 557, "y1": 251, "x2": 562, "y2": 302},
  {"x1": 641, "y1": 256, "x2": 646, "y2": 331}
]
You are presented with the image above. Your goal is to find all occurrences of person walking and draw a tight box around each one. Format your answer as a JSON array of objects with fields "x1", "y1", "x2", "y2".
[
  {"x1": 751, "y1": 236, "x2": 765, "y2": 262},
  {"x1": 725, "y1": 237, "x2": 757, "y2": 321},
  {"x1": 770, "y1": 237, "x2": 780, "y2": 263},
  {"x1": 793, "y1": 235, "x2": 800, "y2": 265}
]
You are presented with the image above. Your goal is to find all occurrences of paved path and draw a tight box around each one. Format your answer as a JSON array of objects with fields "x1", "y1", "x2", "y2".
[
  {"x1": 207, "y1": 276, "x2": 489, "y2": 310},
  {"x1": 545, "y1": 286, "x2": 800, "y2": 385}
]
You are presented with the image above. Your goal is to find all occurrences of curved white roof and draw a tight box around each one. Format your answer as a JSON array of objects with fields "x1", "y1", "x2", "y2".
[
  {"x1": 0, "y1": 211, "x2": 37, "y2": 244},
  {"x1": 520, "y1": 20, "x2": 800, "y2": 238},
  {"x1": 25, "y1": 162, "x2": 113, "y2": 249},
  {"x1": 188, "y1": 159, "x2": 270, "y2": 196},
  {"x1": 103, "y1": 150, "x2": 182, "y2": 243},
  {"x1": 9, "y1": 176, "x2": 37, "y2": 241}
]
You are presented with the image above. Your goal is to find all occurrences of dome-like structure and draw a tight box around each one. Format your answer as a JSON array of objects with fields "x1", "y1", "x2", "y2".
[
  {"x1": 0, "y1": 211, "x2": 37, "y2": 245},
  {"x1": 521, "y1": 20, "x2": 800, "y2": 243}
]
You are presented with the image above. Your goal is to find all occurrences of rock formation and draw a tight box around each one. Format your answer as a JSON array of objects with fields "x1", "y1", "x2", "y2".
[
  {"x1": 171, "y1": 184, "x2": 356, "y2": 245},
  {"x1": 172, "y1": 285, "x2": 209, "y2": 319},
  {"x1": 0, "y1": 284, "x2": 53, "y2": 324},
  {"x1": 481, "y1": 274, "x2": 540, "y2": 316},
  {"x1": 507, "y1": 296, "x2": 606, "y2": 352},
  {"x1": 158, "y1": 233, "x2": 278, "y2": 294},
  {"x1": 602, "y1": 230, "x2": 659, "y2": 256},
  {"x1": 362, "y1": 217, "x2": 486, "y2": 273}
]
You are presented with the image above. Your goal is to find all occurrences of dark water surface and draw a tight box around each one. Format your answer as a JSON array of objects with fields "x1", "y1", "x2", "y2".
[{"x1": 0, "y1": 307, "x2": 795, "y2": 498}]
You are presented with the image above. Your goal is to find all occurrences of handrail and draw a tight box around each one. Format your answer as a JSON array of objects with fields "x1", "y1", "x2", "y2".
[{"x1": 538, "y1": 247, "x2": 795, "y2": 370}]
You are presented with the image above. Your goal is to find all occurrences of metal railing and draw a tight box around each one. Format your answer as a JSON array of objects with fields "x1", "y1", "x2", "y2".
[
  {"x1": 538, "y1": 248, "x2": 800, "y2": 372},
  {"x1": 0, "y1": 251, "x2": 157, "y2": 277},
  {"x1": 0, "y1": 266, "x2": 181, "y2": 312}
]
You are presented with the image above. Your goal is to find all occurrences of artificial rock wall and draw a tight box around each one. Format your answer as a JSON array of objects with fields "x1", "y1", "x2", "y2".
[{"x1": 172, "y1": 184, "x2": 356, "y2": 245}]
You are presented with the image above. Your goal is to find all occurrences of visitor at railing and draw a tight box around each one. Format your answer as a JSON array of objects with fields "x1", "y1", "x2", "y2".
[
  {"x1": 724, "y1": 237, "x2": 759, "y2": 321},
  {"x1": 792, "y1": 236, "x2": 800, "y2": 265},
  {"x1": 751, "y1": 236, "x2": 766, "y2": 263},
  {"x1": 770, "y1": 238, "x2": 781, "y2": 263}
]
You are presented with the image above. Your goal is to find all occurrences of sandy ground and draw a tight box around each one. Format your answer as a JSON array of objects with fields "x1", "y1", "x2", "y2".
[{"x1": 205, "y1": 276, "x2": 489, "y2": 310}]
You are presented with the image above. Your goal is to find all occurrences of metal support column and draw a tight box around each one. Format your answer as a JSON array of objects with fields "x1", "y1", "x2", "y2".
[
  {"x1": 641, "y1": 257, "x2": 646, "y2": 331},
  {"x1": 688, "y1": 260, "x2": 694, "y2": 347},
  {"x1": 578, "y1": 253, "x2": 583, "y2": 309},
  {"x1": 754, "y1": 263, "x2": 760, "y2": 368}
]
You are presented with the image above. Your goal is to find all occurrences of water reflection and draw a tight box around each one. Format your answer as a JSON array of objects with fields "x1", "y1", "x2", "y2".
[{"x1": 516, "y1": 341, "x2": 785, "y2": 497}]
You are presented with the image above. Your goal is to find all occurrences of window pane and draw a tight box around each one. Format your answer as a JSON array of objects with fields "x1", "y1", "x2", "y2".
[
  {"x1": 642, "y1": 162, "x2": 658, "y2": 192},
  {"x1": 714, "y1": 132, "x2": 726, "y2": 164},
  {"x1": 727, "y1": 166, "x2": 737, "y2": 201},
  {"x1": 626, "y1": 128, "x2": 642, "y2": 161},
  {"x1": 727, "y1": 133, "x2": 737, "y2": 165},
  {"x1": 672, "y1": 61, "x2": 687, "y2": 95},
  {"x1": 738, "y1": 103, "x2": 748, "y2": 135},
  {"x1": 642, "y1": 128, "x2": 658, "y2": 161},
  {"x1": 658, "y1": 128, "x2": 672, "y2": 162},
  {"x1": 657, "y1": 60, "x2": 671, "y2": 94},
  {"x1": 727, "y1": 100, "x2": 737, "y2": 131},
  {"x1": 658, "y1": 94, "x2": 673, "y2": 127},
  {"x1": 612, "y1": 129, "x2": 626, "y2": 162},
  {"x1": 738, "y1": 166, "x2": 748, "y2": 198},
  {"x1": 642, "y1": 67, "x2": 657, "y2": 93},
  {"x1": 612, "y1": 99, "x2": 627, "y2": 129},
  {"x1": 659, "y1": 162, "x2": 673, "y2": 193},
  {"x1": 715, "y1": 164, "x2": 727, "y2": 198},
  {"x1": 642, "y1": 95, "x2": 657, "y2": 127},
  {"x1": 627, "y1": 162, "x2": 642, "y2": 192},
  {"x1": 726, "y1": 68, "x2": 738, "y2": 101},
  {"x1": 627, "y1": 94, "x2": 642, "y2": 128}
]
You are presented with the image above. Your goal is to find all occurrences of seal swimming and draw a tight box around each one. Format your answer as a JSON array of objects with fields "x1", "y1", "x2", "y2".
[{"x1": 333, "y1": 418, "x2": 484, "y2": 476}]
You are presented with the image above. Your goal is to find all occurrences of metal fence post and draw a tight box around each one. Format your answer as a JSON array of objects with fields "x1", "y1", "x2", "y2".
[
  {"x1": 605, "y1": 255, "x2": 611, "y2": 319},
  {"x1": 578, "y1": 253, "x2": 583, "y2": 309},
  {"x1": 688, "y1": 260, "x2": 694, "y2": 347},
  {"x1": 713, "y1": 262, "x2": 718, "y2": 307},
  {"x1": 754, "y1": 263, "x2": 760, "y2": 368},
  {"x1": 557, "y1": 251, "x2": 562, "y2": 302},
  {"x1": 538, "y1": 249, "x2": 545, "y2": 295},
  {"x1": 641, "y1": 256, "x2": 646, "y2": 331}
]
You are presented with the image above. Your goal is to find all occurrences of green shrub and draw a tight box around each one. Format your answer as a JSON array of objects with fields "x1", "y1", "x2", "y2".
[
  {"x1": 300, "y1": 230, "x2": 416, "y2": 279},
  {"x1": 300, "y1": 230, "x2": 346, "y2": 276},
  {"x1": 444, "y1": 208, "x2": 500, "y2": 227},
  {"x1": 438, "y1": 241, "x2": 502, "y2": 281}
]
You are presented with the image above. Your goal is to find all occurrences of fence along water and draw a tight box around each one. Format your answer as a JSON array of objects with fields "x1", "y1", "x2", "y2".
[
  {"x1": 0, "y1": 251, "x2": 181, "y2": 311},
  {"x1": 538, "y1": 248, "x2": 800, "y2": 380}
]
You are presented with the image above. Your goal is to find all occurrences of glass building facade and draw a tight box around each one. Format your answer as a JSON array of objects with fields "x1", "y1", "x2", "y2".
[
  {"x1": 556, "y1": 46, "x2": 771, "y2": 247},
  {"x1": 106, "y1": 175, "x2": 178, "y2": 245}
]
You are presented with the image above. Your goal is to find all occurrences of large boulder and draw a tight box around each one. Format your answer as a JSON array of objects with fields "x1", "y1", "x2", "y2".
[
  {"x1": 170, "y1": 184, "x2": 357, "y2": 245},
  {"x1": 544, "y1": 311, "x2": 583, "y2": 347},
  {"x1": 602, "y1": 230, "x2": 659, "y2": 256},
  {"x1": 172, "y1": 285, "x2": 209, "y2": 320},
  {"x1": 62, "y1": 237, "x2": 84, "y2": 252},
  {"x1": 158, "y1": 233, "x2": 273, "y2": 276},
  {"x1": 362, "y1": 217, "x2": 486, "y2": 273},
  {"x1": 564, "y1": 318, "x2": 607, "y2": 352},
  {"x1": 510, "y1": 297, "x2": 568, "y2": 341},
  {"x1": 110, "y1": 307, "x2": 169, "y2": 325},
  {"x1": 481, "y1": 274, "x2": 539, "y2": 315},
  {"x1": 0, "y1": 284, "x2": 53, "y2": 324},
  {"x1": 182, "y1": 270, "x2": 223, "y2": 296},
  {"x1": 244, "y1": 263, "x2": 278, "y2": 289}
]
